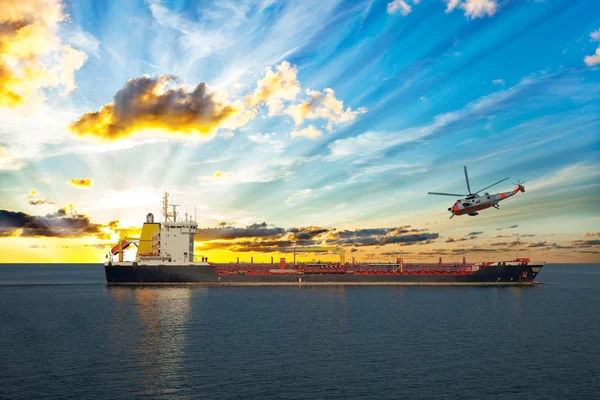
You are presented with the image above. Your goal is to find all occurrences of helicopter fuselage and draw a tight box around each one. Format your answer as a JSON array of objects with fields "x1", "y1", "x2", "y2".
[{"x1": 449, "y1": 185, "x2": 525, "y2": 217}]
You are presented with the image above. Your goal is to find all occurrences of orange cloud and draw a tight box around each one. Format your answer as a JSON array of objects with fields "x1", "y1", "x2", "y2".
[
  {"x1": 286, "y1": 88, "x2": 367, "y2": 131},
  {"x1": 70, "y1": 75, "x2": 250, "y2": 140},
  {"x1": 28, "y1": 198, "x2": 57, "y2": 205},
  {"x1": 0, "y1": 0, "x2": 87, "y2": 107},
  {"x1": 26, "y1": 189, "x2": 38, "y2": 198},
  {"x1": 68, "y1": 178, "x2": 93, "y2": 187},
  {"x1": 245, "y1": 61, "x2": 301, "y2": 115}
]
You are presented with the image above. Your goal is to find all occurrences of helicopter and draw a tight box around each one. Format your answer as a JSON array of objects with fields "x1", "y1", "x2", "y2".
[{"x1": 428, "y1": 166, "x2": 525, "y2": 219}]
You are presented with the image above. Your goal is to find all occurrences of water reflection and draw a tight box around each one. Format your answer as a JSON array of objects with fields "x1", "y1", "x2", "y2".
[{"x1": 107, "y1": 287, "x2": 195, "y2": 397}]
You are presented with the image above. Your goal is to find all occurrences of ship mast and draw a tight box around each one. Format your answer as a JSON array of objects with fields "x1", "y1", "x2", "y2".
[
  {"x1": 515, "y1": 233, "x2": 520, "y2": 259},
  {"x1": 161, "y1": 192, "x2": 180, "y2": 223}
]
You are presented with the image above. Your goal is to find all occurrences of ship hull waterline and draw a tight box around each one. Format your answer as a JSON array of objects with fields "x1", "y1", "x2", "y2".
[{"x1": 104, "y1": 264, "x2": 543, "y2": 286}]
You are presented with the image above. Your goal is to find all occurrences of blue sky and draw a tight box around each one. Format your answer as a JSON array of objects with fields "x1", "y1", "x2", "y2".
[{"x1": 0, "y1": 0, "x2": 599, "y2": 262}]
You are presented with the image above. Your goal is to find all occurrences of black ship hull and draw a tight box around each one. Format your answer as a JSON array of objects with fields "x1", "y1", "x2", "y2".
[
  {"x1": 105, "y1": 264, "x2": 543, "y2": 285},
  {"x1": 105, "y1": 264, "x2": 219, "y2": 284}
]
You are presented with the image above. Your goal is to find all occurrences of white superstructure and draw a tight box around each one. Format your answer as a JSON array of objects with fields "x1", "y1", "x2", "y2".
[{"x1": 106, "y1": 193, "x2": 209, "y2": 266}]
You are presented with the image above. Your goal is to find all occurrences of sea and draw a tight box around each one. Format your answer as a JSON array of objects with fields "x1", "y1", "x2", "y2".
[{"x1": 0, "y1": 264, "x2": 598, "y2": 400}]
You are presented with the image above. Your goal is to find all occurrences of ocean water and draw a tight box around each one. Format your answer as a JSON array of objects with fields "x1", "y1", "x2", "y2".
[{"x1": 0, "y1": 264, "x2": 598, "y2": 400}]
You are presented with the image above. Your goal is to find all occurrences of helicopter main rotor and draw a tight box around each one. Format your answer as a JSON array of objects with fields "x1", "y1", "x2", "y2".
[{"x1": 427, "y1": 166, "x2": 509, "y2": 197}]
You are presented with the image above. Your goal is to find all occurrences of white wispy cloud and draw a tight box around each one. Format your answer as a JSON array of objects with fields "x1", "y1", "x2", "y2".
[
  {"x1": 64, "y1": 27, "x2": 101, "y2": 59},
  {"x1": 584, "y1": 47, "x2": 600, "y2": 66},
  {"x1": 248, "y1": 133, "x2": 286, "y2": 153},
  {"x1": 387, "y1": 0, "x2": 412, "y2": 16},
  {"x1": 527, "y1": 164, "x2": 600, "y2": 193},
  {"x1": 327, "y1": 72, "x2": 562, "y2": 163},
  {"x1": 291, "y1": 125, "x2": 323, "y2": 140},
  {"x1": 444, "y1": 0, "x2": 499, "y2": 19}
]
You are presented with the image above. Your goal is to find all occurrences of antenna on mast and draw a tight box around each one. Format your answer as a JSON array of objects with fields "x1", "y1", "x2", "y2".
[{"x1": 162, "y1": 192, "x2": 169, "y2": 223}]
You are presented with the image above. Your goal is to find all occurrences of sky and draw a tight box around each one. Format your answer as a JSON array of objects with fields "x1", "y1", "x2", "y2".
[{"x1": 0, "y1": 0, "x2": 599, "y2": 264}]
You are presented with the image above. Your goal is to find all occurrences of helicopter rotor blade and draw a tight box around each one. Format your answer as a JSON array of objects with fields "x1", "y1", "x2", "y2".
[
  {"x1": 428, "y1": 192, "x2": 468, "y2": 197},
  {"x1": 475, "y1": 177, "x2": 510, "y2": 194},
  {"x1": 464, "y1": 166, "x2": 472, "y2": 194}
]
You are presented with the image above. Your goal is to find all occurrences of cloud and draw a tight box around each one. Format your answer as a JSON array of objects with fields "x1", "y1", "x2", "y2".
[
  {"x1": 193, "y1": 222, "x2": 438, "y2": 253},
  {"x1": 492, "y1": 79, "x2": 505, "y2": 86},
  {"x1": 0, "y1": 206, "x2": 116, "y2": 239},
  {"x1": 527, "y1": 164, "x2": 600, "y2": 192},
  {"x1": 444, "y1": 0, "x2": 498, "y2": 19},
  {"x1": 571, "y1": 239, "x2": 600, "y2": 248},
  {"x1": 64, "y1": 26, "x2": 100, "y2": 59},
  {"x1": 28, "y1": 199, "x2": 57, "y2": 205},
  {"x1": 590, "y1": 29, "x2": 600, "y2": 42},
  {"x1": 198, "y1": 171, "x2": 234, "y2": 182},
  {"x1": 445, "y1": 0, "x2": 461, "y2": 13},
  {"x1": 584, "y1": 47, "x2": 600, "y2": 66},
  {"x1": 245, "y1": 61, "x2": 301, "y2": 116},
  {"x1": 291, "y1": 125, "x2": 323, "y2": 140},
  {"x1": 196, "y1": 222, "x2": 286, "y2": 241},
  {"x1": 286, "y1": 88, "x2": 367, "y2": 131},
  {"x1": 70, "y1": 75, "x2": 250, "y2": 140},
  {"x1": 387, "y1": 0, "x2": 412, "y2": 16},
  {"x1": 288, "y1": 226, "x2": 330, "y2": 241},
  {"x1": 445, "y1": 232, "x2": 482, "y2": 243},
  {"x1": 0, "y1": 0, "x2": 87, "y2": 107},
  {"x1": 69, "y1": 60, "x2": 365, "y2": 143},
  {"x1": 68, "y1": 178, "x2": 93, "y2": 187},
  {"x1": 328, "y1": 227, "x2": 439, "y2": 247},
  {"x1": 496, "y1": 224, "x2": 518, "y2": 231},
  {"x1": 26, "y1": 189, "x2": 39, "y2": 198},
  {"x1": 248, "y1": 132, "x2": 285, "y2": 153},
  {"x1": 583, "y1": 232, "x2": 600, "y2": 238},
  {"x1": 326, "y1": 72, "x2": 555, "y2": 162}
]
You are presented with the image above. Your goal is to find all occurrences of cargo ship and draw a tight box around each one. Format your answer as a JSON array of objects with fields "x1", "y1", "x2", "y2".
[{"x1": 104, "y1": 194, "x2": 544, "y2": 285}]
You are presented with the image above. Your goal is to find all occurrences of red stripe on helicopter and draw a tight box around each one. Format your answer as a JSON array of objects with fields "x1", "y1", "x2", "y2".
[{"x1": 500, "y1": 193, "x2": 507, "y2": 199}]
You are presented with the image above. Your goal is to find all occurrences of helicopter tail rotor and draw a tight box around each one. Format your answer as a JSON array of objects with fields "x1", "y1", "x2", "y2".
[{"x1": 513, "y1": 180, "x2": 526, "y2": 193}]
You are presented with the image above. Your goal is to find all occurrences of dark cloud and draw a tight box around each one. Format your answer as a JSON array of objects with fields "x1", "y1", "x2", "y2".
[
  {"x1": 193, "y1": 223, "x2": 438, "y2": 253},
  {"x1": 571, "y1": 239, "x2": 600, "y2": 247},
  {"x1": 198, "y1": 239, "x2": 296, "y2": 253},
  {"x1": 287, "y1": 226, "x2": 329, "y2": 240},
  {"x1": 71, "y1": 76, "x2": 239, "y2": 140},
  {"x1": 28, "y1": 199, "x2": 57, "y2": 206},
  {"x1": 0, "y1": 207, "x2": 113, "y2": 239},
  {"x1": 329, "y1": 230, "x2": 438, "y2": 247},
  {"x1": 446, "y1": 232, "x2": 482, "y2": 243},
  {"x1": 496, "y1": 224, "x2": 518, "y2": 231},
  {"x1": 195, "y1": 223, "x2": 286, "y2": 241}
]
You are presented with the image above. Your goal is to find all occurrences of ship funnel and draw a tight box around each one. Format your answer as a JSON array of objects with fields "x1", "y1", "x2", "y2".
[{"x1": 146, "y1": 213, "x2": 154, "y2": 223}]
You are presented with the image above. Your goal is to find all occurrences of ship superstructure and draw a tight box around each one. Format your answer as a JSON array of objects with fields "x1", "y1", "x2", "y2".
[
  {"x1": 105, "y1": 193, "x2": 218, "y2": 283},
  {"x1": 105, "y1": 194, "x2": 544, "y2": 285}
]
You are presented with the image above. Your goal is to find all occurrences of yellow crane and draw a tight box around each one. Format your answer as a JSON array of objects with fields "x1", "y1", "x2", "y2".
[{"x1": 290, "y1": 246, "x2": 346, "y2": 266}]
